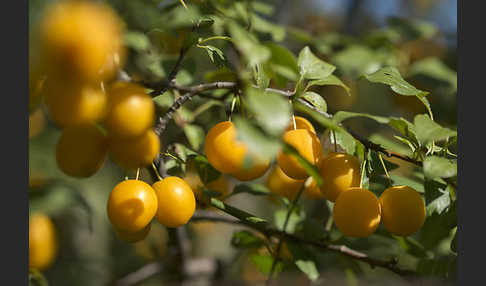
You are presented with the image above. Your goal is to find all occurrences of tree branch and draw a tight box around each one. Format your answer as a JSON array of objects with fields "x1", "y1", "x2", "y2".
[{"x1": 191, "y1": 201, "x2": 417, "y2": 278}]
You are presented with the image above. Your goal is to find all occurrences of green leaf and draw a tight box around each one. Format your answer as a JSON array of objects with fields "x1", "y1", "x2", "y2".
[
  {"x1": 297, "y1": 46, "x2": 336, "y2": 79},
  {"x1": 124, "y1": 31, "x2": 151, "y2": 51},
  {"x1": 300, "y1": 91, "x2": 327, "y2": 113},
  {"x1": 394, "y1": 236, "x2": 428, "y2": 258},
  {"x1": 274, "y1": 209, "x2": 303, "y2": 234},
  {"x1": 295, "y1": 260, "x2": 320, "y2": 281},
  {"x1": 333, "y1": 129, "x2": 357, "y2": 155},
  {"x1": 233, "y1": 183, "x2": 270, "y2": 196},
  {"x1": 423, "y1": 156, "x2": 457, "y2": 179},
  {"x1": 233, "y1": 116, "x2": 281, "y2": 161},
  {"x1": 29, "y1": 268, "x2": 49, "y2": 286},
  {"x1": 249, "y1": 254, "x2": 282, "y2": 275},
  {"x1": 306, "y1": 74, "x2": 351, "y2": 96},
  {"x1": 245, "y1": 87, "x2": 291, "y2": 136},
  {"x1": 183, "y1": 124, "x2": 205, "y2": 150},
  {"x1": 200, "y1": 45, "x2": 225, "y2": 63},
  {"x1": 292, "y1": 100, "x2": 338, "y2": 131},
  {"x1": 426, "y1": 189, "x2": 450, "y2": 216},
  {"x1": 253, "y1": 63, "x2": 270, "y2": 89},
  {"x1": 246, "y1": 216, "x2": 267, "y2": 224},
  {"x1": 332, "y1": 111, "x2": 389, "y2": 124},
  {"x1": 387, "y1": 17, "x2": 438, "y2": 41},
  {"x1": 282, "y1": 144, "x2": 323, "y2": 186},
  {"x1": 409, "y1": 57, "x2": 457, "y2": 92},
  {"x1": 388, "y1": 117, "x2": 419, "y2": 146},
  {"x1": 231, "y1": 230, "x2": 264, "y2": 249},
  {"x1": 451, "y1": 231, "x2": 457, "y2": 253},
  {"x1": 201, "y1": 186, "x2": 223, "y2": 199},
  {"x1": 414, "y1": 114, "x2": 457, "y2": 145},
  {"x1": 228, "y1": 22, "x2": 270, "y2": 66},
  {"x1": 251, "y1": 14, "x2": 286, "y2": 42},
  {"x1": 332, "y1": 45, "x2": 383, "y2": 76},
  {"x1": 188, "y1": 155, "x2": 221, "y2": 184},
  {"x1": 364, "y1": 66, "x2": 429, "y2": 97},
  {"x1": 265, "y1": 42, "x2": 299, "y2": 81}
]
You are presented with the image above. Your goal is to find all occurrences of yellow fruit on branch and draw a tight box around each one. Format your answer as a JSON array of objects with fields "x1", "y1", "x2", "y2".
[
  {"x1": 108, "y1": 129, "x2": 160, "y2": 170},
  {"x1": 303, "y1": 177, "x2": 324, "y2": 200},
  {"x1": 29, "y1": 213, "x2": 58, "y2": 271},
  {"x1": 319, "y1": 152, "x2": 361, "y2": 202},
  {"x1": 205, "y1": 121, "x2": 269, "y2": 180},
  {"x1": 105, "y1": 82, "x2": 155, "y2": 138},
  {"x1": 333, "y1": 187, "x2": 381, "y2": 238},
  {"x1": 265, "y1": 165, "x2": 305, "y2": 201},
  {"x1": 56, "y1": 124, "x2": 108, "y2": 178},
  {"x1": 153, "y1": 177, "x2": 196, "y2": 228},
  {"x1": 285, "y1": 116, "x2": 316, "y2": 134},
  {"x1": 277, "y1": 129, "x2": 323, "y2": 180},
  {"x1": 44, "y1": 81, "x2": 107, "y2": 128},
  {"x1": 107, "y1": 180, "x2": 158, "y2": 232},
  {"x1": 379, "y1": 185, "x2": 426, "y2": 236},
  {"x1": 37, "y1": 0, "x2": 125, "y2": 83}
]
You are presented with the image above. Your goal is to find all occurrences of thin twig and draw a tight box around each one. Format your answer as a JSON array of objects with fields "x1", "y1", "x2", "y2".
[{"x1": 267, "y1": 185, "x2": 305, "y2": 286}]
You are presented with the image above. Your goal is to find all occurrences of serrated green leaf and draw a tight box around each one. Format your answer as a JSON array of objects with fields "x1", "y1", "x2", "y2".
[
  {"x1": 298, "y1": 46, "x2": 336, "y2": 79},
  {"x1": 306, "y1": 74, "x2": 351, "y2": 96},
  {"x1": 414, "y1": 114, "x2": 457, "y2": 145},
  {"x1": 300, "y1": 91, "x2": 327, "y2": 113},
  {"x1": 295, "y1": 260, "x2": 320, "y2": 281},
  {"x1": 245, "y1": 87, "x2": 291, "y2": 136},
  {"x1": 231, "y1": 230, "x2": 264, "y2": 249},
  {"x1": 423, "y1": 156, "x2": 457, "y2": 179},
  {"x1": 364, "y1": 66, "x2": 429, "y2": 97},
  {"x1": 253, "y1": 63, "x2": 270, "y2": 89}
]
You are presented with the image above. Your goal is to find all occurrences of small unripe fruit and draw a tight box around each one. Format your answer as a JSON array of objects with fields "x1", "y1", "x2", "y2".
[
  {"x1": 56, "y1": 125, "x2": 107, "y2": 178},
  {"x1": 319, "y1": 152, "x2": 360, "y2": 202},
  {"x1": 105, "y1": 82, "x2": 155, "y2": 138},
  {"x1": 108, "y1": 129, "x2": 160, "y2": 170},
  {"x1": 266, "y1": 165, "x2": 305, "y2": 201},
  {"x1": 107, "y1": 180, "x2": 158, "y2": 232},
  {"x1": 277, "y1": 129, "x2": 323, "y2": 179},
  {"x1": 29, "y1": 213, "x2": 58, "y2": 271},
  {"x1": 153, "y1": 177, "x2": 196, "y2": 228},
  {"x1": 204, "y1": 121, "x2": 248, "y2": 174},
  {"x1": 333, "y1": 188, "x2": 381, "y2": 238},
  {"x1": 380, "y1": 185, "x2": 426, "y2": 236}
]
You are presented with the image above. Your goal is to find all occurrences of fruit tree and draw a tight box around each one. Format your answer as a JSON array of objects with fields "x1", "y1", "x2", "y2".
[{"x1": 29, "y1": 0, "x2": 457, "y2": 285}]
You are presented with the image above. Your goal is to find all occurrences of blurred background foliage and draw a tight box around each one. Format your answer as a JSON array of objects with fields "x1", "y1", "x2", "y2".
[{"x1": 29, "y1": 0, "x2": 456, "y2": 285}]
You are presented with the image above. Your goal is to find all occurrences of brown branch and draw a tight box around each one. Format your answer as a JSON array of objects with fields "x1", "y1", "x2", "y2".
[{"x1": 189, "y1": 209, "x2": 417, "y2": 278}]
